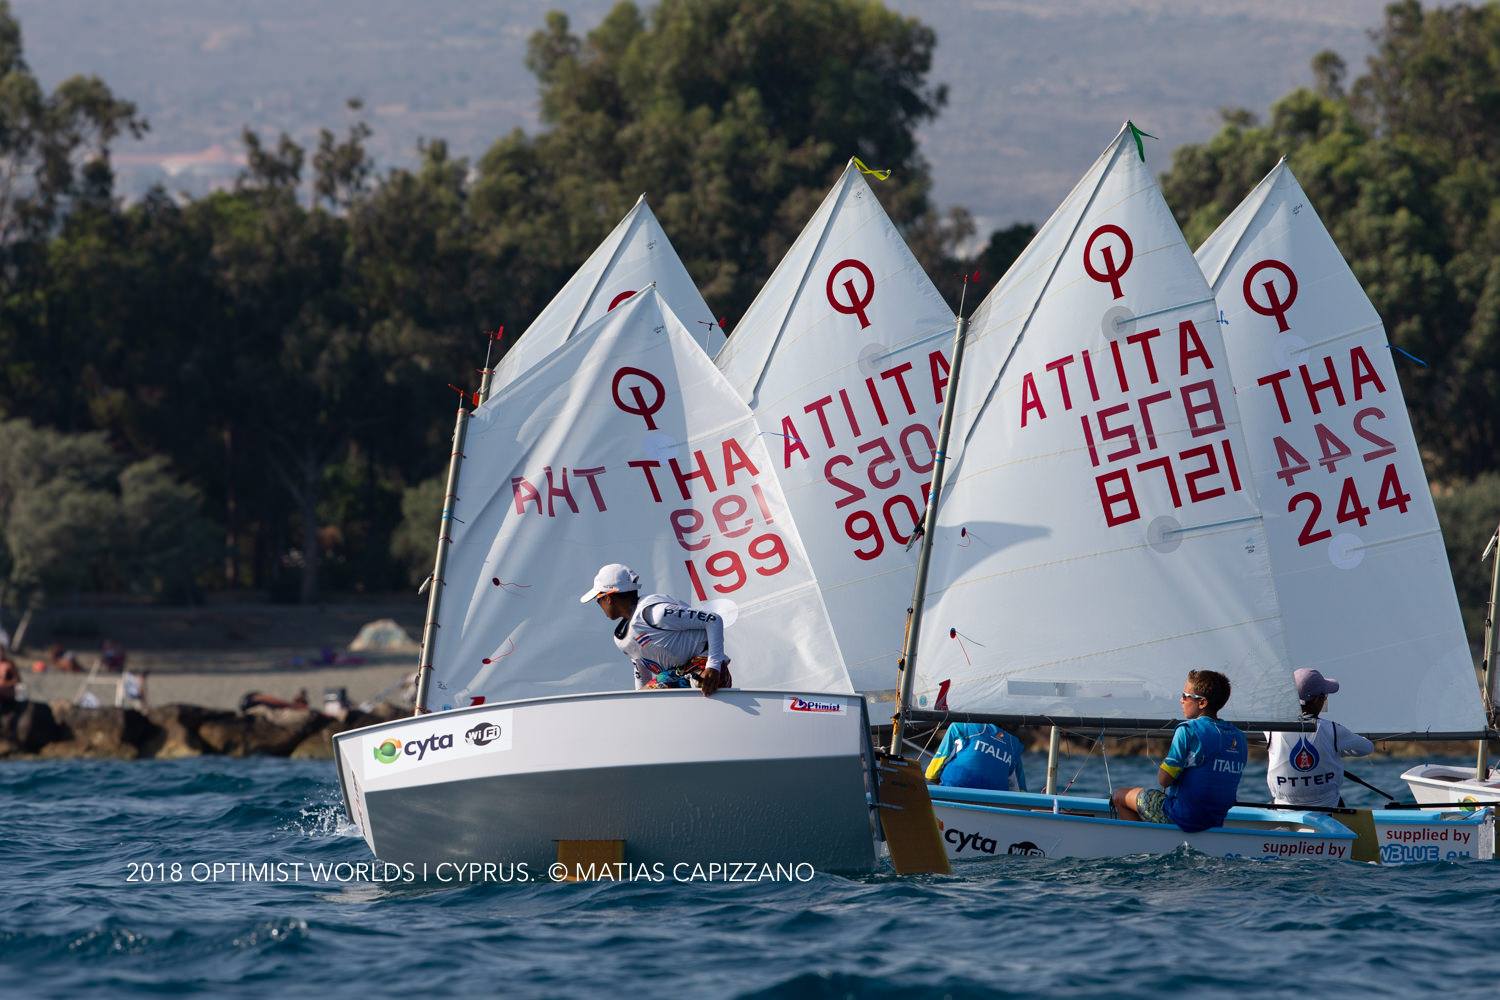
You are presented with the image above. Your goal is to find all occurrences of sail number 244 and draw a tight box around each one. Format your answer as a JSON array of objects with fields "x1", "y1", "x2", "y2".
[{"x1": 1270, "y1": 406, "x2": 1413, "y2": 545}]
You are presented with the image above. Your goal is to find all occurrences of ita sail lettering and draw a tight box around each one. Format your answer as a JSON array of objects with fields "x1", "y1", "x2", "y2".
[{"x1": 714, "y1": 159, "x2": 956, "y2": 690}]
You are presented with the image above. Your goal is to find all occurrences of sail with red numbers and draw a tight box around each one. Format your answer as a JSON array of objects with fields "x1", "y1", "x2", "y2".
[
  {"x1": 1195, "y1": 161, "x2": 1481, "y2": 735},
  {"x1": 490, "y1": 196, "x2": 725, "y2": 394},
  {"x1": 424, "y1": 287, "x2": 850, "y2": 709},
  {"x1": 907, "y1": 124, "x2": 1301, "y2": 725},
  {"x1": 715, "y1": 159, "x2": 956, "y2": 692}
]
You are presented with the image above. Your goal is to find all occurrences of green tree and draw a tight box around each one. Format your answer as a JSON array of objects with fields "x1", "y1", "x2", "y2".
[
  {"x1": 472, "y1": 0, "x2": 953, "y2": 326},
  {"x1": 1435, "y1": 474, "x2": 1500, "y2": 649},
  {"x1": 0, "y1": 421, "x2": 120, "y2": 622},
  {"x1": 0, "y1": 420, "x2": 220, "y2": 617},
  {"x1": 1, "y1": 0, "x2": 963, "y2": 605},
  {"x1": 0, "y1": 1, "x2": 144, "y2": 245},
  {"x1": 1160, "y1": 1, "x2": 1500, "y2": 484},
  {"x1": 0, "y1": 1, "x2": 145, "y2": 435},
  {"x1": 118, "y1": 456, "x2": 219, "y2": 602},
  {"x1": 390, "y1": 475, "x2": 445, "y2": 588}
]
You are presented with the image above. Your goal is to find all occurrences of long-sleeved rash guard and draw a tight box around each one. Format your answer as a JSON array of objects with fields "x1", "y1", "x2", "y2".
[{"x1": 613, "y1": 594, "x2": 726, "y2": 690}]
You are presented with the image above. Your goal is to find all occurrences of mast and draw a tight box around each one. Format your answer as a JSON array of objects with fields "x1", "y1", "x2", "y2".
[
  {"x1": 412, "y1": 389, "x2": 472, "y2": 715},
  {"x1": 477, "y1": 325, "x2": 503, "y2": 406},
  {"x1": 1044, "y1": 725, "x2": 1061, "y2": 794},
  {"x1": 1477, "y1": 520, "x2": 1500, "y2": 778},
  {"x1": 888, "y1": 279, "x2": 972, "y2": 754}
]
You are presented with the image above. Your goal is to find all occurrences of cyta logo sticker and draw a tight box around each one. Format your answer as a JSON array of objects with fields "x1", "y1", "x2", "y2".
[{"x1": 372, "y1": 732, "x2": 455, "y2": 765}]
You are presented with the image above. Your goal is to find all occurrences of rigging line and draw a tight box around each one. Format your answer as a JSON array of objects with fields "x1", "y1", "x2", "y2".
[
  {"x1": 1058, "y1": 732, "x2": 1090, "y2": 793},
  {"x1": 1100, "y1": 729, "x2": 1114, "y2": 798},
  {"x1": 958, "y1": 132, "x2": 1129, "y2": 457},
  {"x1": 1114, "y1": 295, "x2": 1217, "y2": 328},
  {"x1": 874, "y1": 323, "x2": 965, "y2": 362},
  {"x1": 901, "y1": 723, "x2": 945, "y2": 764},
  {"x1": 1286, "y1": 319, "x2": 1385, "y2": 355}
]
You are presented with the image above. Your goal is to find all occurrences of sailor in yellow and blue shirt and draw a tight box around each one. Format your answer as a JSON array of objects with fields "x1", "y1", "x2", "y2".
[{"x1": 924, "y1": 722, "x2": 1027, "y2": 791}]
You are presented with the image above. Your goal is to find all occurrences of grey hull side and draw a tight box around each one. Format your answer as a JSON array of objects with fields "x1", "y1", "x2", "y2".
[{"x1": 364, "y1": 754, "x2": 877, "y2": 873}]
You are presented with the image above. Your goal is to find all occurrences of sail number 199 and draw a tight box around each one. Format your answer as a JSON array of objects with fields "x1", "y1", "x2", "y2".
[{"x1": 669, "y1": 485, "x2": 791, "y2": 599}]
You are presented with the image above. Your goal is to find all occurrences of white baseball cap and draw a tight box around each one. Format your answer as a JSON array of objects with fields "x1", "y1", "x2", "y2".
[{"x1": 579, "y1": 563, "x2": 640, "y2": 603}]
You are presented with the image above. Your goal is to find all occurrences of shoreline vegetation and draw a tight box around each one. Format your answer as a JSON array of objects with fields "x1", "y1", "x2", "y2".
[
  {"x1": 4, "y1": 2, "x2": 1500, "y2": 654},
  {"x1": 0, "y1": 699, "x2": 1479, "y2": 763}
]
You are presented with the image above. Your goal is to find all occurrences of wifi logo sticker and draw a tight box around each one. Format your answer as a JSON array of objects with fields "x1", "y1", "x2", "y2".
[{"x1": 372, "y1": 738, "x2": 402, "y2": 765}]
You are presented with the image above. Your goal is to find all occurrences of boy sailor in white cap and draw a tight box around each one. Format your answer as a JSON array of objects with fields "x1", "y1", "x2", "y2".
[
  {"x1": 580, "y1": 563, "x2": 731, "y2": 696},
  {"x1": 1265, "y1": 668, "x2": 1374, "y2": 808}
]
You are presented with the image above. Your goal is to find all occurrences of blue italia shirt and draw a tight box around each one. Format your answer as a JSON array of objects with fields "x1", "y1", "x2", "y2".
[
  {"x1": 925, "y1": 723, "x2": 1027, "y2": 791},
  {"x1": 1160, "y1": 716, "x2": 1247, "y2": 832}
]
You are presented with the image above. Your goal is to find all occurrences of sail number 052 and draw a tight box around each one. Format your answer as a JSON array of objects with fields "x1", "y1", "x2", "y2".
[{"x1": 823, "y1": 422, "x2": 936, "y2": 560}]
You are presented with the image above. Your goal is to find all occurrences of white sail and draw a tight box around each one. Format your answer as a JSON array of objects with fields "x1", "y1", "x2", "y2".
[
  {"x1": 1196, "y1": 161, "x2": 1482, "y2": 734},
  {"x1": 911, "y1": 125, "x2": 1300, "y2": 725},
  {"x1": 490, "y1": 196, "x2": 725, "y2": 392},
  {"x1": 716, "y1": 161, "x2": 955, "y2": 691},
  {"x1": 427, "y1": 287, "x2": 851, "y2": 709}
]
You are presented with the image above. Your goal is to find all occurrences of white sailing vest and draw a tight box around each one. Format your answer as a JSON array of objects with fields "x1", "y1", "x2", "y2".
[{"x1": 1265, "y1": 717, "x2": 1372, "y2": 807}]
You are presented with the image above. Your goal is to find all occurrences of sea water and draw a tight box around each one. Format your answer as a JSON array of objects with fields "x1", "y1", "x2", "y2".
[{"x1": 3, "y1": 753, "x2": 1498, "y2": 998}]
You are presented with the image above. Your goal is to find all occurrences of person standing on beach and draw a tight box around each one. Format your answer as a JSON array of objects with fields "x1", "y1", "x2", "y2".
[
  {"x1": 1111, "y1": 669, "x2": 1247, "y2": 831},
  {"x1": 1265, "y1": 668, "x2": 1374, "y2": 808},
  {"x1": 0, "y1": 647, "x2": 19, "y2": 704},
  {"x1": 581, "y1": 563, "x2": 731, "y2": 696}
]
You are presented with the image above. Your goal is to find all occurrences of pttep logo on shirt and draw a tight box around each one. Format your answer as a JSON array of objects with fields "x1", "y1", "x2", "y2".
[{"x1": 783, "y1": 696, "x2": 846, "y2": 715}]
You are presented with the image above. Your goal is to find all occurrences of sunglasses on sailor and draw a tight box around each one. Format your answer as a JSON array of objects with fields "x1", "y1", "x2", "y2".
[{"x1": 1180, "y1": 691, "x2": 1207, "y2": 703}]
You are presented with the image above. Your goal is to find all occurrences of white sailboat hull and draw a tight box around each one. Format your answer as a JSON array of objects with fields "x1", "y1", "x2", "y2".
[
  {"x1": 1402, "y1": 764, "x2": 1500, "y2": 805},
  {"x1": 334, "y1": 689, "x2": 878, "y2": 874},
  {"x1": 932, "y1": 788, "x2": 1355, "y2": 862},
  {"x1": 930, "y1": 788, "x2": 1493, "y2": 864}
]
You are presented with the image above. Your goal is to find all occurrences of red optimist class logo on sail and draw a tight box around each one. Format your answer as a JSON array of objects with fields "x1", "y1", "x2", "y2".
[{"x1": 783, "y1": 696, "x2": 846, "y2": 715}]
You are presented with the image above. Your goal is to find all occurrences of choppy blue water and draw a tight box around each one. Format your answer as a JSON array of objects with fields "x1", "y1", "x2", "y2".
[{"x1": 3, "y1": 752, "x2": 1498, "y2": 999}]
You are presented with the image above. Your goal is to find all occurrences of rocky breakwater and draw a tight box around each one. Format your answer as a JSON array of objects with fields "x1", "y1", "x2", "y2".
[{"x1": 0, "y1": 701, "x2": 409, "y2": 761}]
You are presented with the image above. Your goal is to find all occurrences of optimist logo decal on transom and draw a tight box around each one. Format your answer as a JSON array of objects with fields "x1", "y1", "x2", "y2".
[
  {"x1": 784, "y1": 696, "x2": 846, "y2": 715},
  {"x1": 362, "y1": 709, "x2": 514, "y2": 779}
]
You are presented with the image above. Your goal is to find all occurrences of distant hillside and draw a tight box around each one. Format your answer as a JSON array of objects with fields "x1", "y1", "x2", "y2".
[{"x1": 11, "y1": 0, "x2": 1387, "y2": 228}]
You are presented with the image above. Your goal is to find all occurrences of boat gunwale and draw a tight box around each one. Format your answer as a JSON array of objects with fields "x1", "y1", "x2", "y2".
[{"x1": 931, "y1": 796, "x2": 1356, "y2": 840}]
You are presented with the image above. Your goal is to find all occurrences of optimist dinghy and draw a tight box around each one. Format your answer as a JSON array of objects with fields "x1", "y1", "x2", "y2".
[
  {"x1": 334, "y1": 289, "x2": 880, "y2": 873},
  {"x1": 1196, "y1": 161, "x2": 1498, "y2": 833},
  {"x1": 884, "y1": 124, "x2": 1493, "y2": 864}
]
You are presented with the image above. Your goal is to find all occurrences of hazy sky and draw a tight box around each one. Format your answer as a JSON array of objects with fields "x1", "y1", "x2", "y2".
[{"x1": 11, "y1": 0, "x2": 1392, "y2": 228}]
